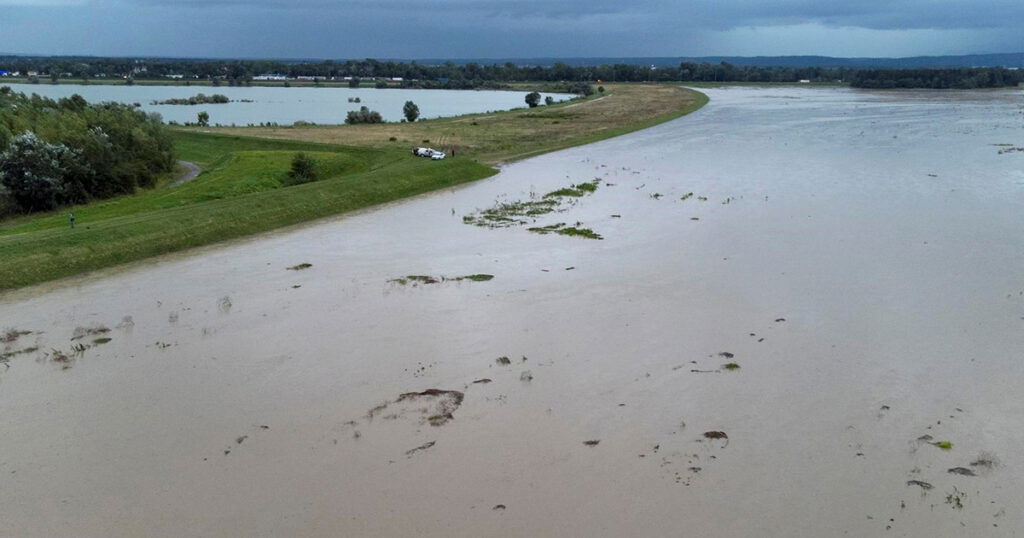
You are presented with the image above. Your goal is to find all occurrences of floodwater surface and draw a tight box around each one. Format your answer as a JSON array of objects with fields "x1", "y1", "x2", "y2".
[
  {"x1": 0, "y1": 83, "x2": 570, "y2": 125},
  {"x1": 2, "y1": 87, "x2": 1024, "y2": 536}
]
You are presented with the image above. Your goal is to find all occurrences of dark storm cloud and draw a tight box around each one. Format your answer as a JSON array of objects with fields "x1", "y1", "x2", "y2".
[
  {"x1": 1, "y1": 0, "x2": 1022, "y2": 57},
  {"x1": 119, "y1": 0, "x2": 1024, "y2": 30}
]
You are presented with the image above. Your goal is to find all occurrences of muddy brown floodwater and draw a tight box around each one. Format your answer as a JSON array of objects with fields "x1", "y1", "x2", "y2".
[{"x1": 3, "y1": 86, "x2": 1024, "y2": 536}]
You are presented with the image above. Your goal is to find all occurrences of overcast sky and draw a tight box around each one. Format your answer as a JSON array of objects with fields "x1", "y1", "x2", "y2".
[{"x1": 2, "y1": 0, "x2": 1023, "y2": 59}]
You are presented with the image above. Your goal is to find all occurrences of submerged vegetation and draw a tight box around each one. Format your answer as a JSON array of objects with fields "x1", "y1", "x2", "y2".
[
  {"x1": 389, "y1": 274, "x2": 494, "y2": 285},
  {"x1": 464, "y1": 179, "x2": 600, "y2": 230}
]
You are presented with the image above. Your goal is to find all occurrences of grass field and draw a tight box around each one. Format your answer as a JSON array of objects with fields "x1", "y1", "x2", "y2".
[
  {"x1": 199, "y1": 84, "x2": 708, "y2": 164},
  {"x1": 0, "y1": 84, "x2": 707, "y2": 290}
]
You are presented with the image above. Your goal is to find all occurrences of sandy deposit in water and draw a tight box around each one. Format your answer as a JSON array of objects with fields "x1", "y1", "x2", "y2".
[{"x1": 2, "y1": 87, "x2": 1024, "y2": 536}]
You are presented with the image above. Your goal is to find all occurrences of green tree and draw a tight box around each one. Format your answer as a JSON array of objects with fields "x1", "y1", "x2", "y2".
[
  {"x1": 525, "y1": 91, "x2": 541, "y2": 108},
  {"x1": 375, "y1": 80, "x2": 388, "y2": 89},
  {"x1": 197, "y1": 111, "x2": 210, "y2": 127},
  {"x1": 348, "y1": 77, "x2": 361, "y2": 88},
  {"x1": 598, "y1": 86, "x2": 605, "y2": 93},
  {"x1": 49, "y1": 72, "x2": 59, "y2": 84},
  {"x1": 403, "y1": 100, "x2": 420, "y2": 122},
  {"x1": 0, "y1": 132, "x2": 73, "y2": 212}
]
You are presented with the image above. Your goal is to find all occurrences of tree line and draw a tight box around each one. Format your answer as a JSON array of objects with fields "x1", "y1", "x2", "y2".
[
  {"x1": 0, "y1": 88, "x2": 174, "y2": 216},
  {"x1": 3, "y1": 56, "x2": 1021, "y2": 89},
  {"x1": 849, "y1": 68, "x2": 1024, "y2": 89}
]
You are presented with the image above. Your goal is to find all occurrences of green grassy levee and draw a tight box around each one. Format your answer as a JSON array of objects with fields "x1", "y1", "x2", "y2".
[{"x1": 0, "y1": 132, "x2": 495, "y2": 289}]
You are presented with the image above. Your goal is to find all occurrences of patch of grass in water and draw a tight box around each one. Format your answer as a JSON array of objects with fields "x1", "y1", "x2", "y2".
[
  {"x1": 389, "y1": 274, "x2": 493, "y2": 285},
  {"x1": 722, "y1": 362, "x2": 740, "y2": 371},
  {"x1": 92, "y1": 337, "x2": 112, "y2": 345},
  {"x1": 458, "y1": 274, "x2": 494, "y2": 282},
  {"x1": 932, "y1": 441, "x2": 953, "y2": 451},
  {"x1": 544, "y1": 180, "x2": 600, "y2": 198},
  {"x1": 464, "y1": 179, "x2": 600, "y2": 229},
  {"x1": 528, "y1": 222, "x2": 603, "y2": 240}
]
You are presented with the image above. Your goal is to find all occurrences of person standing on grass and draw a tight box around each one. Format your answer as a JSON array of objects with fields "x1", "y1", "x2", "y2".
[{"x1": 69, "y1": 213, "x2": 75, "y2": 229}]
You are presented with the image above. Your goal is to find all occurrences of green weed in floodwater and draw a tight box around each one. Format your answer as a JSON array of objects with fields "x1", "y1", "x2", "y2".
[
  {"x1": 723, "y1": 362, "x2": 740, "y2": 371},
  {"x1": 92, "y1": 338, "x2": 112, "y2": 345},
  {"x1": 932, "y1": 441, "x2": 953, "y2": 450},
  {"x1": 389, "y1": 274, "x2": 494, "y2": 285},
  {"x1": 544, "y1": 179, "x2": 600, "y2": 198},
  {"x1": 528, "y1": 223, "x2": 603, "y2": 240},
  {"x1": 463, "y1": 179, "x2": 600, "y2": 229}
]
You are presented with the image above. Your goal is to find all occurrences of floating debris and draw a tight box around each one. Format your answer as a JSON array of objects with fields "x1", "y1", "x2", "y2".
[
  {"x1": 948, "y1": 467, "x2": 976, "y2": 476},
  {"x1": 520, "y1": 370, "x2": 533, "y2": 382},
  {"x1": 703, "y1": 431, "x2": 728, "y2": 440},
  {"x1": 472, "y1": 378, "x2": 492, "y2": 384},
  {"x1": 1, "y1": 329, "x2": 31, "y2": 343},
  {"x1": 583, "y1": 440, "x2": 600, "y2": 446},
  {"x1": 71, "y1": 325, "x2": 109, "y2": 341},
  {"x1": 287, "y1": 263, "x2": 312, "y2": 271},
  {"x1": 906, "y1": 480, "x2": 934, "y2": 490},
  {"x1": 405, "y1": 441, "x2": 436, "y2": 457}
]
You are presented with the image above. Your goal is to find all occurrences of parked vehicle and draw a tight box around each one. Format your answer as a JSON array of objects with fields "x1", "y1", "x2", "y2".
[{"x1": 430, "y1": 152, "x2": 446, "y2": 160}]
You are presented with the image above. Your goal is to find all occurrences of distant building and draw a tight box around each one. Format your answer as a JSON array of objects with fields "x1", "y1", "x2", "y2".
[
  {"x1": 253, "y1": 74, "x2": 288, "y2": 81},
  {"x1": 799, "y1": 79, "x2": 811, "y2": 84},
  {"x1": 164, "y1": 74, "x2": 185, "y2": 79},
  {"x1": 390, "y1": 77, "x2": 403, "y2": 82}
]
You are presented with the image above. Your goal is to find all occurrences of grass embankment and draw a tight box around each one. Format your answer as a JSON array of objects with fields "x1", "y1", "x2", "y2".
[
  {"x1": 0, "y1": 133, "x2": 496, "y2": 289},
  {"x1": 0, "y1": 84, "x2": 706, "y2": 290},
  {"x1": 203, "y1": 84, "x2": 708, "y2": 164}
]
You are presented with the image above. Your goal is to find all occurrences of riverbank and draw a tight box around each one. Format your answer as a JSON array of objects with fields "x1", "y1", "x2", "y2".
[{"x1": 0, "y1": 84, "x2": 706, "y2": 290}]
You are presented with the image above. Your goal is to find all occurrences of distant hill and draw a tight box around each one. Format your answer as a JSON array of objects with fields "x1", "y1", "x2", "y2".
[{"x1": 411, "y1": 53, "x2": 1024, "y2": 69}]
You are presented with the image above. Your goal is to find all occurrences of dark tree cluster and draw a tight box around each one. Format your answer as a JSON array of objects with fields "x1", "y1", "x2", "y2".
[
  {"x1": 0, "y1": 88, "x2": 174, "y2": 215},
  {"x1": 849, "y1": 68, "x2": 1024, "y2": 89},
  {"x1": 8, "y1": 56, "x2": 1020, "y2": 89}
]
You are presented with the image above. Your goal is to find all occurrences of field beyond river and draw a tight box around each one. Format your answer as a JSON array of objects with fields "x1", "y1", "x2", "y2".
[{"x1": 3, "y1": 86, "x2": 1024, "y2": 536}]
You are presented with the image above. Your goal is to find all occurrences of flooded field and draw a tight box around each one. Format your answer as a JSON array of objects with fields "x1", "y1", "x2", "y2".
[
  {"x1": 3, "y1": 86, "x2": 1024, "y2": 536},
  {"x1": 0, "y1": 83, "x2": 570, "y2": 125}
]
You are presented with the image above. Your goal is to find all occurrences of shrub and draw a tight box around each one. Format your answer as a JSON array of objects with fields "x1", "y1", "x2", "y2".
[
  {"x1": 525, "y1": 91, "x2": 541, "y2": 108},
  {"x1": 375, "y1": 80, "x2": 388, "y2": 89},
  {"x1": 544, "y1": 96, "x2": 554, "y2": 105},
  {"x1": 345, "y1": 106, "x2": 383, "y2": 124},
  {"x1": 286, "y1": 152, "x2": 317, "y2": 185}
]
